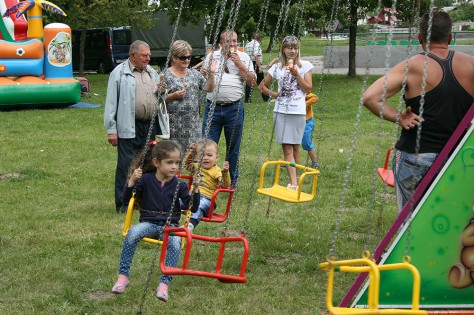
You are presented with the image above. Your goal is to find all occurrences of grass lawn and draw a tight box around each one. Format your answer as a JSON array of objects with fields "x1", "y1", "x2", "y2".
[{"x1": 1, "y1": 71, "x2": 405, "y2": 314}]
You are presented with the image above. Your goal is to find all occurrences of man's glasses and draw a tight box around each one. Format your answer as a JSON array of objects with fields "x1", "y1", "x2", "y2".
[{"x1": 177, "y1": 55, "x2": 192, "y2": 61}]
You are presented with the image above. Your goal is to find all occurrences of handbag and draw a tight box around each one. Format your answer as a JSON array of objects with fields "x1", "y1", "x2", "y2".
[{"x1": 156, "y1": 96, "x2": 170, "y2": 139}]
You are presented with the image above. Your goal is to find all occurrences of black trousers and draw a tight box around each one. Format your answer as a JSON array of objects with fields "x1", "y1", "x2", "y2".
[
  {"x1": 245, "y1": 61, "x2": 270, "y2": 102},
  {"x1": 115, "y1": 120, "x2": 157, "y2": 210}
]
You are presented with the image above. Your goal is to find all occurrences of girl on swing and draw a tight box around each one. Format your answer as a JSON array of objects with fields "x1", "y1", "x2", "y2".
[
  {"x1": 111, "y1": 140, "x2": 200, "y2": 302},
  {"x1": 259, "y1": 35, "x2": 313, "y2": 190}
]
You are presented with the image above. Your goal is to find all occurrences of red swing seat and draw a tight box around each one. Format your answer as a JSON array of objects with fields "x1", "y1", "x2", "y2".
[
  {"x1": 377, "y1": 147, "x2": 394, "y2": 187},
  {"x1": 202, "y1": 187, "x2": 235, "y2": 223},
  {"x1": 178, "y1": 170, "x2": 235, "y2": 223},
  {"x1": 159, "y1": 226, "x2": 249, "y2": 283}
]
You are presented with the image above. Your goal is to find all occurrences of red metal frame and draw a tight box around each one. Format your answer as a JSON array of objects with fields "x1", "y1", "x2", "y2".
[
  {"x1": 159, "y1": 226, "x2": 249, "y2": 283},
  {"x1": 377, "y1": 146, "x2": 395, "y2": 187}
]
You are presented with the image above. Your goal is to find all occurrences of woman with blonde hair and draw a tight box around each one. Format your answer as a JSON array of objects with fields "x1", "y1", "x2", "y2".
[
  {"x1": 162, "y1": 40, "x2": 215, "y2": 150},
  {"x1": 259, "y1": 35, "x2": 313, "y2": 190}
]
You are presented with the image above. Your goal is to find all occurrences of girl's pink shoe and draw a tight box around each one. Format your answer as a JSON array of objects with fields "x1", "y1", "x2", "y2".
[
  {"x1": 111, "y1": 275, "x2": 129, "y2": 294},
  {"x1": 156, "y1": 283, "x2": 169, "y2": 302}
]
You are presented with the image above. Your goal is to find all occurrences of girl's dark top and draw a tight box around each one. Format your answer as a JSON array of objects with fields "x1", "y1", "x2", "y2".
[
  {"x1": 123, "y1": 173, "x2": 200, "y2": 225},
  {"x1": 397, "y1": 51, "x2": 473, "y2": 153}
]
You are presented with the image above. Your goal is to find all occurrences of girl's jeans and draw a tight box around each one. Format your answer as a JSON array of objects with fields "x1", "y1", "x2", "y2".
[{"x1": 118, "y1": 221, "x2": 181, "y2": 285}]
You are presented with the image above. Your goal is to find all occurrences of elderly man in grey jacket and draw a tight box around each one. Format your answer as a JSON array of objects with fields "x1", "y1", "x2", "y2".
[{"x1": 104, "y1": 40, "x2": 165, "y2": 213}]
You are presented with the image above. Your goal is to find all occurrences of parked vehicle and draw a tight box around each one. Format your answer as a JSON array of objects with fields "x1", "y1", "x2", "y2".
[
  {"x1": 130, "y1": 11, "x2": 207, "y2": 69},
  {"x1": 72, "y1": 27, "x2": 130, "y2": 74},
  {"x1": 72, "y1": 12, "x2": 206, "y2": 73}
]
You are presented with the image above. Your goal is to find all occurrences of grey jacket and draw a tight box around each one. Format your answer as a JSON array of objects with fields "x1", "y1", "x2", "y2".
[{"x1": 104, "y1": 60, "x2": 161, "y2": 139}]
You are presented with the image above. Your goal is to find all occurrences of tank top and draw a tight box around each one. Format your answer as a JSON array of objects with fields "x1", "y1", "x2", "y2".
[{"x1": 396, "y1": 51, "x2": 473, "y2": 153}]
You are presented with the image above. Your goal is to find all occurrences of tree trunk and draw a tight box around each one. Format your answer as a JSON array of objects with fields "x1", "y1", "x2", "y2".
[
  {"x1": 266, "y1": 31, "x2": 276, "y2": 54},
  {"x1": 348, "y1": 2, "x2": 358, "y2": 77}
]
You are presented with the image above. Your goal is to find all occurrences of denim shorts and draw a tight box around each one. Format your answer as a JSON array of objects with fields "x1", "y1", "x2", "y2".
[{"x1": 393, "y1": 149, "x2": 437, "y2": 212}]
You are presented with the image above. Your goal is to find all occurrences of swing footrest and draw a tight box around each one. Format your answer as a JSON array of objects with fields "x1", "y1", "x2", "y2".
[
  {"x1": 377, "y1": 147, "x2": 395, "y2": 187},
  {"x1": 257, "y1": 184, "x2": 314, "y2": 203},
  {"x1": 377, "y1": 168, "x2": 394, "y2": 187},
  {"x1": 202, "y1": 213, "x2": 228, "y2": 223},
  {"x1": 257, "y1": 161, "x2": 320, "y2": 203},
  {"x1": 160, "y1": 227, "x2": 249, "y2": 283}
]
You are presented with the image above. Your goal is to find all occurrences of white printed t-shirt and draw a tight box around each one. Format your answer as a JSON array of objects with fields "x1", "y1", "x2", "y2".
[{"x1": 268, "y1": 60, "x2": 313, "y2": 115}]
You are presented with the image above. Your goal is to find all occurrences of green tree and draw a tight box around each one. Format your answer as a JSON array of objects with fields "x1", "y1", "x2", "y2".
[
  {"x1": 47, "y1": 0, "x2": 158, "y2": 75},
  {"x1": 449, "y1": 3, "x2": 474, "y2": 22},
  {"x1": 157, "y1": 0, "x2": 322, "y2": 53},
  {"x1": 320, "y1": 0, "x2": 379, "y2": 77}
]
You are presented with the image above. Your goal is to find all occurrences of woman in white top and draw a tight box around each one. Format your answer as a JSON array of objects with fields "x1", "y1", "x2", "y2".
[{"x1": 259, "y1": 36, "x2": 313, "y2": 189}]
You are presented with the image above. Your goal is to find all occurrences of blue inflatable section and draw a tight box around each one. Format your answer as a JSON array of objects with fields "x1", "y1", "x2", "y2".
[{"x1": 0, "y1": 58, "x2": 44, "y2": 76}]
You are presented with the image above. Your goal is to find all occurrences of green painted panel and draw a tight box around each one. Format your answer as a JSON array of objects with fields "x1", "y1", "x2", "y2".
[{"x1": 357, "y1": 129, "x2": 474, "y2": 307}]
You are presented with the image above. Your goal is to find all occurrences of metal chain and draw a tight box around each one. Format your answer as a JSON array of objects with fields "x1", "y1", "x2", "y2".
[
  {"x1": 264, "y1": 0, "x2": 290, "y2": 159},
  {"x1": 364, "y1": 0, "x2": 399, "y2": 255},
  {"x1": 416, "y1": 0, "x2": 435, "y2": 155},
  {"x1": 162, "y1": 0, "x2": 185, "y2": 73},
  {"x1": 314, "y1": 0, "x2": 342, "y2": 164},
  {"x1": 241, "y1": 0, "x2": 270, "y2": 105},
  {"x1": 328, "y1": 0, "x2": 384, "y2": 261},
  {"x1": 230, "y1": 2, "x2": 272, "y2": 234},
  {"x1": 405, "y1": 0, "x2": 435, "y2": 257},
  {"x1": 207, "y1": 0, "x2": 222, "y2": 43},
  {"x1": 137, "y1": 241, "x2": 161, "y2": 315},
  {"x1": 137, "y1": 0, "x2": 188, "y2": 312},
  {"x1": 292, "y1": 0, "x2": 306, "y2": 36},
  {"x1": 199, "y1": 1, "x2": 238, "y2": 236},
  {"x1": 280, "y1": 0, "x2": 292, "y2": 37}
]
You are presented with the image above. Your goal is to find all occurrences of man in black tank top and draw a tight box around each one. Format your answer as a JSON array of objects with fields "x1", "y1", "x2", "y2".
[{"x1": 362, "y1": 11, "x2": 474, "y2": 212}]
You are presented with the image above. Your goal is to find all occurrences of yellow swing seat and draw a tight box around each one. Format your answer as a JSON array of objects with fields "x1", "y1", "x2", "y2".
[
  {"x1": 257, "y1": 160, "x2": 320, "y2": 203},
  {"x1": 319, "y1": 251, "x2": 427, "y2": 315},
  {"x1": 122, "y1": 193, "x2": 190, "y2": 246}
]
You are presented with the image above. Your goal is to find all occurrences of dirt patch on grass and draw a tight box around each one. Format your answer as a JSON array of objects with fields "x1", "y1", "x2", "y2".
[
  {"x1": 84, "y1": 291, "x2": 114, "y2": 301},
  {"x1": 0, "y1": 172, "x2": 27, "y2": 181}
]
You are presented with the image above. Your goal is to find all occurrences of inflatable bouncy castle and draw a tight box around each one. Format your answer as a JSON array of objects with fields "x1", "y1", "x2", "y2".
[{"x1": 0, "y1": 0, "x2": 80, "y2": 109}]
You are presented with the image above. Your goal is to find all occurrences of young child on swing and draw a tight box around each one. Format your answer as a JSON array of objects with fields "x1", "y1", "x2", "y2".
[
  {"x1": 184, "y1": 139, "x2": 230, "y2": 230},
  {"x1": 112, "y1": 140, "x2": 200, "y2": 303}
]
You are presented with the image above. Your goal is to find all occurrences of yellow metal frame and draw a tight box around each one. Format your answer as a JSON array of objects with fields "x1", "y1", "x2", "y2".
[
  {"x1": 257, "y1": 160, "x2": 320, "y2": 203},
  {"x1": 319, "y1": 252, "x2": 427, "y2": 315},
  {"x1": 122, "y1": 193, "x2": 189, "y2": 247}
]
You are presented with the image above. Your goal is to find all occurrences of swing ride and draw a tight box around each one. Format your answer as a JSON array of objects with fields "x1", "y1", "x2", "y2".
[{"x1": 118, "y1": 0, "x2": 473, "y2": 313}]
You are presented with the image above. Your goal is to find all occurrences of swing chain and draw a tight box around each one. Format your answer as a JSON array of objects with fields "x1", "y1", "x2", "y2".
[
  {"x1": 328, "y1": 0, "x2": 385, "y2": 260},
  {"x1": 363, "y1": 0, "x2": 400, "y2": 252}
]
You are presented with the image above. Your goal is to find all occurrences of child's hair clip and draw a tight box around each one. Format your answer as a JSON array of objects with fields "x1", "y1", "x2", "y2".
[{"x1": 149, "y1": 139, "x2": 159, "y2": 147}]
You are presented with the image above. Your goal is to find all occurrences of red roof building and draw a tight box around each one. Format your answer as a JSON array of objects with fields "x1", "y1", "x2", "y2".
[{"x1": 368, "y1": 8, "x2": 399, "y2": 25}]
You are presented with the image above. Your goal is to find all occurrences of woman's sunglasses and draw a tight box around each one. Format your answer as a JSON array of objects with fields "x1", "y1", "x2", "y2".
[
  {"x1": 177, "y1": 55, "x2": 192, "y2": 61},
  {"x1": 282, "y1": 35, "x2": 299, "y2": 44}
]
